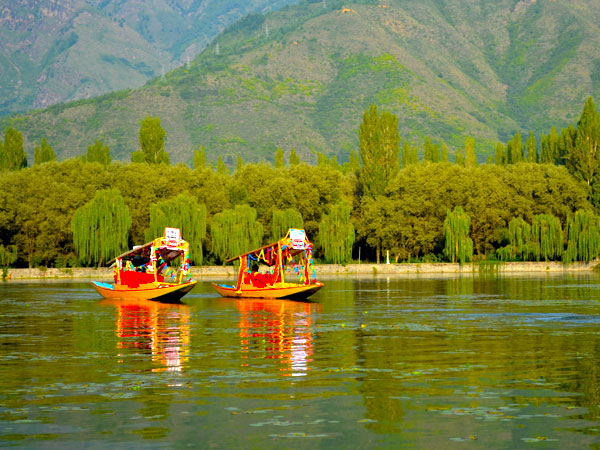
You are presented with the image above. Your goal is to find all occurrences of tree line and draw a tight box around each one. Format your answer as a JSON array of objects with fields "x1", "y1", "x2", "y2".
[{"x1": 1, "y1": 99, "x2": 599, "y2": 270}]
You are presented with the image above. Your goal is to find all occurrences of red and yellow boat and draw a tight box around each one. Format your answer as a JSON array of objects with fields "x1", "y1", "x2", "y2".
[
  {"x1": 92, "y1": 227, "x2": 197, "y2": 303},
  {"x1": 211, "y1": 229, "x2": 323, "y2": 300}
]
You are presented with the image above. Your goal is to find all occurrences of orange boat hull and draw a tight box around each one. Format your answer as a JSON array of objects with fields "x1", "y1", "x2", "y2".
[
  {"x1": 92, "y1": 280, "x2": 197, "y2": 303},
  {"x1": 211, "y1": 281, "x2": 323, "y2": 300}
]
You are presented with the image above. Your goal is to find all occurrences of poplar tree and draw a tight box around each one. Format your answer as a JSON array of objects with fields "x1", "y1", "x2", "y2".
[
  {"x1": 318, "y1": 200, "x2": 355, "y2": 264},
  {"x1": 526, "y1": 131, "x2": 537, "y2": 163},
  {"x1": 71, "y1": 189, "x2": 131, "y2": 267},
  {"x1": 464, "y1": 136, "x2": 477, "y2": 167},
  {"x1": 193, "y1": 147, "x2": 206, "y2": 170},
  {"x1": 423, "y1": 136, "x2": 435, "y2": 162},
  {"x1": 145, "y1": 193, "x2": 207, "y2": 265},
  {"x1": 271, "y1": 208, "x2": 304, "y2": 240},
  {"x1": 1, "y1": 127, "x2": 27, "y2": 171},
  {"x1": 289, "y1": 148, "x2": 300, "y2": 166},
  {"x1": 508, "y1": 131, "x2": 524, "y2": 163},
  {"x1": 86, "y1": 139, "x2": 110, "y2": 166},
  {"x1": 455, "y1": 148, "x2": 465, "y2": 167},
  {"x1": 440, "y1": 142, "x2": 449, "y2": 163},
  {"x1": 344, "y1": 150, "x2": 360, "y2": 174},
  {"x1": 358, "y1": 104, "x2": 400, "y2": 197},
  {"x1": 443, "y1": 206, "x2": 473, "y2": 264},
  {"x1": 236, "y1": 155, "x2": 244, "y2": 172},
  {"x1": 567, "y1": 97, "x2": 600, "y2": 201},
  {"x1": 139, "y1": 116, "x2": 169, "y2": 164},
  {"x1": 33, "y1": 138, "x2": 56, "y2": 165},
  {"x1": 211, "y1": 204, "x2": 263, "y2": 263},
  {"x1": 495, "y1": 142, "x2": 505, "y2": 165},
  {"x1": 216, "y1": 156, "x2": 227, "y2": 175},
  {"x1": 275, "y1": 147, "x2": 285, "y2": 168}
]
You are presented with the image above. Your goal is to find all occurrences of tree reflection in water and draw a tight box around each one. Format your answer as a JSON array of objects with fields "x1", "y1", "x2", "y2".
[
  {"x1": 102, "y1": 299, "x2": 191, "y2": 372},
  {"x1": 236, "y1": 299, "x2": 321, "y2": 377}
]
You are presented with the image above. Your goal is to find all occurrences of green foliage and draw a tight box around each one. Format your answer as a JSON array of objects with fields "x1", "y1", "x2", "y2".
[
  {"x1": 464, "y1": 136, "x2": 477, "y2": 168},
  {"x1": 71, "y1": 189, "x2": 132, "y2": 266},
  {"x1": 359, "y1": 104, "x2": 400, "y2": 197},
  {"x1": 131, "y1": 151, "x2": 145, "y2": 163},
  {"x1": 216, "y1": 156, "x2": 228, "y2": 175},
  {"x1": 526, "y1": 131, "x2": 537, "y2": 163},
  {"x1": 275, "y1": 147, "x2": 285, "y2": 168},
  {"x1": 138, "y1": 116, "x2": 169, "y2": 164},
  {"x1": 145, "y1": 193, "x2": 207, "y2": 265},
  {"x1": 211, "y1": 204, "x2": 263, "y2": 263},
  {"x1": 495, "y1": 142, "x2": 505, "y2": 165},
  {"x1": 567, "y1": 97, "x2": 600, "y2": 204},
  {"x1": 86, "y1": 140, "x2": 111, "y2": 166},
  {"x1": 443, "y1": 206, "x2": 473, "y2": 264},
  {"x1": 271, "y1": 208, "x2": 304, "y2": 241},
  {"x1": 563, "y1": 209, "x2": 600, "y2": 263},
  {"x1": 289, "y1": 148, "x2": 300, "y2": 166},
  {"x1": 1, "y1": 127, "x2": 27, "y2": 171},
  {"x1": 34, "y1": 138, "x2": 56, "y2": 165},
  {"x1": 0, "y1": 244, "x2": 17, "y2": 268},
  {"x1": 531, "y1": 214, "x2": 563, "y2": 261},
  {"x1": 193, "y1": 147, "x2": 206, "y2": 170},
  {"x1": 318, "y1": 200, "x2": 355, "y2": 264}
]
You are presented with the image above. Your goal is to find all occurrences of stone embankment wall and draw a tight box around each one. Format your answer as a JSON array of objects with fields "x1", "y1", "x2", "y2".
[{"x1": 5, "y1": 261, "x2": 597, "y2": 280}]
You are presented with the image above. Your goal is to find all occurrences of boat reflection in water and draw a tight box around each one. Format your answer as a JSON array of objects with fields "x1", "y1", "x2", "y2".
[
  {"x1": 102, "y1": 299, "x2": 191, "y2": 372},
  {"x1": 236, "y1": 299, "x2": 321, "y2": 377}
]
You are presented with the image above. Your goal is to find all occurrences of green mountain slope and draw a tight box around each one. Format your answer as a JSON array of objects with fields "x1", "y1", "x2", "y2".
[
  {"x1": 3, "y1": 0, "x2": 599, "y2": 165},
  {"x1": 0, "y1": 0, "x2": 299, "y2": 115}
]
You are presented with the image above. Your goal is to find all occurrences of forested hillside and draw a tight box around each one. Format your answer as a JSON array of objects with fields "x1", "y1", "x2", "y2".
[
  {"x1": 0, "y1": 0, "x2": 299, "y2": 115},
  {"x1": 1, "y1": 0, "x2": 599, "y2": 165}
]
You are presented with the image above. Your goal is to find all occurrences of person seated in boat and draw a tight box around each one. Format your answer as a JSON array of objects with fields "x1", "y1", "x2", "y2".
[{"x1": 245, "y1": 262, "x2": 270, "y2": 288}]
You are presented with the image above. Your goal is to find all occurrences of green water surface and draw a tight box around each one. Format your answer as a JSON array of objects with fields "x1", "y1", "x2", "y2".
[{"x1": 2, "y1": 274, "x2": 600, "y2": 448}]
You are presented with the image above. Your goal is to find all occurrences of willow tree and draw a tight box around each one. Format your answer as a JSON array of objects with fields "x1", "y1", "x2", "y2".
[
  {"x1": 318, "y1": 201, "x2": 355, "y2": 264},
  {"x1": 443, "y1": 207, "x2": 473, "y2": 264},
  {"x1": 531, "y1": 214, "x2": 563, "y2": 261},
  {"x1": 211, "y1": 204, "x2": 263, "y2": 263},
  {"x1": 0, "y1": 244, "x2": 17, "y2": 279},
  {"x1": 271, "y1": 208, "x2": 304, "y2": 241},
  {"x1": 145, "y1": 193, "x2": 207, "y2": 265},
  {"x1": 497, "y1": 217, "x2": 533, "y2": 261},
  {"x1": 564, "y1": 209, "x2": 600, "y2": 263},
  {"x1": 71, "y1": 189, "x2": 131, "y2": 267}
]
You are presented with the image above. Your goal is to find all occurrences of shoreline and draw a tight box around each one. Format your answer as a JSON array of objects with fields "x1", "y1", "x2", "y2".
[{"x1": 4, "y1": 261, "x2": 598, "y2": 280}]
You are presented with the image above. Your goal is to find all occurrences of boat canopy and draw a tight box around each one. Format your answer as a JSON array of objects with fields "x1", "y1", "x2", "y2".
[
  {"x1": 112, "y1": 227, "x2": 191, "y2": 285},
  {"x1": 226, "y1": 229, "x2": 316, "y2": 289},
  {"x1": 226, "y1": 228, "x2": 312, "y2": 264}
]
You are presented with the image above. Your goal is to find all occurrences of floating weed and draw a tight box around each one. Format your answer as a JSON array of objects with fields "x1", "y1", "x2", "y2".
[
  {"x1": 250, "y1": 419, "x2": 303, "y2": 427},
  {"x1": 269, "y1": 432, "x2": 329, "y2": 438},
  {"x1": 358, "y1": 418, "x2": 377, "y2": 423},
  {"x1": 450, "y1": 435, "x2": 477, "y2": 442},
  {"x1": 521, "y1": 436, "x2": 557, "y2": 443}
]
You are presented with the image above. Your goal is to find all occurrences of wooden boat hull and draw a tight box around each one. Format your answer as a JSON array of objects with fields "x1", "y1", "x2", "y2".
[
  {"x1": 211, "y1": 281, "x2": 323, "y2": 300},
  {"x1": 92, "y1": 280, "x2": 197, "y2": 303}
]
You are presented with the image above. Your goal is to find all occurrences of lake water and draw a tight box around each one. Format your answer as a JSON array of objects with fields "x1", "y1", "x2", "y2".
[{"x1": 2, "y1": 274, "x2": 600, "y2": 448}]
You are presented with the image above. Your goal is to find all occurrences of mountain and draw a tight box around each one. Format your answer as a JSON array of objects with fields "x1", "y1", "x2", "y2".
[
  {"x1": 0, "y1": 0, "x2": 300, "y2": 115},
  {"x1": 2, "y1": 0, "x2": 600, "y2": 165}
]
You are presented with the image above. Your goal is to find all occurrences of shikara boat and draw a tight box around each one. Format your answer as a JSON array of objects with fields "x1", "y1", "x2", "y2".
[
  {"x1": 211, "y1": 228, "x2": 323, "y2": 300},
  {"x1": 92, "y1": 227, "x2": 197, "y2": 303}
]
